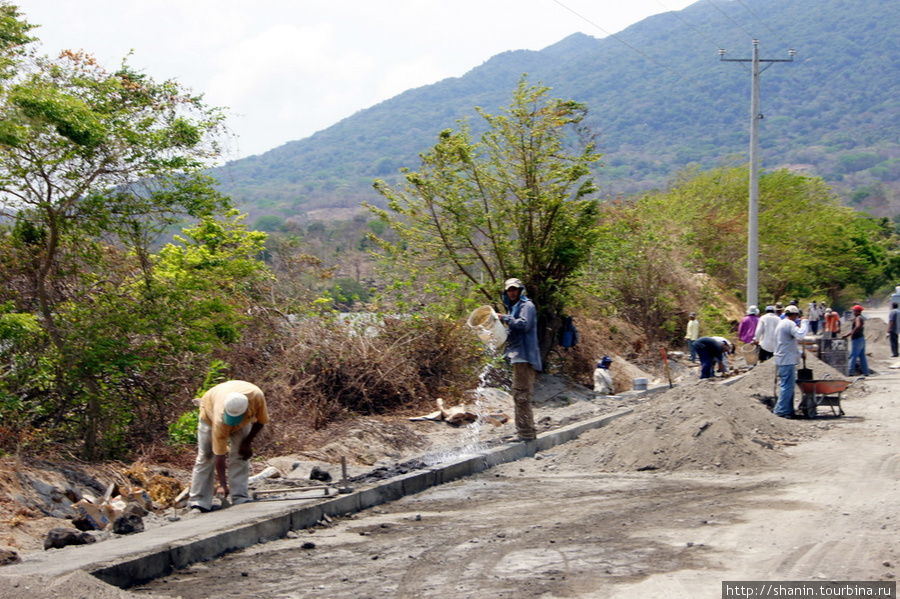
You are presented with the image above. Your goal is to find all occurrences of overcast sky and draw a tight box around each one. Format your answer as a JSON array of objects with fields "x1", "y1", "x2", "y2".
[{"x1": 14, "y1": 0, "x2": 696, "y2": 161}]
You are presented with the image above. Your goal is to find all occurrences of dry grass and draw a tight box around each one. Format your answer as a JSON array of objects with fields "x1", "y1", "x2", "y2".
[{"x1": 244, "y1": 314, "x2": 486, "y2": 456}]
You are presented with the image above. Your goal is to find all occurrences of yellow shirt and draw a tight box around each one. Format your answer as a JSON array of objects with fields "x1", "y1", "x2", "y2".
[
  {"x1": 198, "y1": 380, "x2": 269, "y2": 455},
  {"x1": 686, "y1": 319, "x2": 699, "y2": 341}
]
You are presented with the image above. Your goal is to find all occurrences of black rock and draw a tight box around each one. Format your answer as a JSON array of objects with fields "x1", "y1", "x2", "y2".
[
  {"x1": 71, "y1": 515, "x2": 95, "y2": 532},
  {"x1": 44, "y1": 527, "x2": 96, "y2": 550},
  {"x1": 309, "y1": 466, "x2": 332, "y2": 483},
  {"x1": 113, "y1": 513, "x2": 145, "y2": 535}
]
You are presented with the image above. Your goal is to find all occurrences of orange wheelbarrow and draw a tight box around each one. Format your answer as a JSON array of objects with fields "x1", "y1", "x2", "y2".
[{"x1": 796, "y1": 376, "x2": 861, "y2": 418}]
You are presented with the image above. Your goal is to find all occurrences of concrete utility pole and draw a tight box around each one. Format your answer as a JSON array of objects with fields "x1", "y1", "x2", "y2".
[{"x1": 720, "y1": 40, "x2": 795, "y2": 309}]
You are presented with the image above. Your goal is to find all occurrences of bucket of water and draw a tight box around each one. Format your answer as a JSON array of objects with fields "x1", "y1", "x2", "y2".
[
  {"x1": 466, "y1": 305, "x2": 507, "y2": 346},
  {"x1": 741, "y1": 343, "x2": 759, "y2": 365}
]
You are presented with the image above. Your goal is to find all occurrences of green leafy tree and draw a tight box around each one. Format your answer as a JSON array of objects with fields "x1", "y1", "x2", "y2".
[
  {"x1": 636, "y1": 165, "x2": 898, "y2": 305},
  {"x1": 369, "y1": 77, "x2": 602, "y2": 354},
  {"x1": 0, "y1": 31, "x2": 233, "y2": 457},
  {"x1": 0, "y1": 3, "x2": 34, "y2": 81}
]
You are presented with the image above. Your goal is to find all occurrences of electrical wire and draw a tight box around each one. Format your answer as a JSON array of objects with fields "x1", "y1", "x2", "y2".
[
  {"x1": 703, "y1": 0, "x2": 757, "y2": 40},
  {"x1": 732, "y1": 0, "x2": 791, "y2": 50},
  {"x1": 651, "y1": 0, "x2": 726, "y2": 54},
  {"x1": 549, "y1": 0, "x2": 725, "y2": 100}
]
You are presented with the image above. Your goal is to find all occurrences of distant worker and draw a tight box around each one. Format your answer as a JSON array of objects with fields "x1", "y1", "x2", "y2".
[
  {"x1": 738, "y1": 306, "x2": 760, "y2": 345},
  {"x1": 824, "y1": 308, "x2": 841, "y2": 339},
  {"x1": 711, "y1": 336, "x2": 735, "y2": 372},
  {"x1": 498, "y1": 278, "x2": 541, "y2": 441},
  {"x1": 753, "y1": 305, "x2": 780, "y2": 362},
  {"x1": 806, "y1": 301, "x2": 822, "y2": 335},
  {"x1": 593, "y1": 356, "x2": 614, "y2": 395},
  {"x1": 843, "y1": 304, "x2": 870, "y2": 376},
  {"x1": 685, "y1": 312, "x2": 700, "y2": 363},
  {"x1": 775, "y1": 302, "x2": 785, "y2": 319},
  {"x1": 692, "y1": 336, "x2": 730, "y2": 379},
  {"x1": 189, "y1": 380, "x2": 269, "y2": 513},
  {"x1": 888, "y1": 302, "x2": 900, "y2": 358},
  {"x1": 773, "y1": 305, "x2": 809, "y2": 418}
]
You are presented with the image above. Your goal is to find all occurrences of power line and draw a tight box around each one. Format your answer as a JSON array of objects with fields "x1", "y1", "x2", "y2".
[
  {"x1": 704, "y1": 0, "x2": 757, "y2": 40},
  {"x1": 549, "y1": 0, "x2": 724, "y2": 99},
  {"x1": 652, "y1": 0, "x2": 726, "y2": 53},
  {"x1": 732, "y1": 0, "x2": 792, "y2": 50}
]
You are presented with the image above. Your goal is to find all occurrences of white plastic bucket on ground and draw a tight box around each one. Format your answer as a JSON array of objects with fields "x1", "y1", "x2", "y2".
[
  {"x1": 467, "y1": 305, "x2": 507, "y2": 346},
  {"x1": 632, "y1": 377, "x2": 648, "y2": 391},
  {"x1": 741, "y1": 343, "x2": 759, "y2": 365}
]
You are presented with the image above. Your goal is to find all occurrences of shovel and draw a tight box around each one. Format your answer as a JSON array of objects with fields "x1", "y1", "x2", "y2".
[
  {"x1": 798, "y1": 335, "x2": 813, "y2": 381},
  {"x1": 661, "y1": 346, "x2": 673, "y2": 388}
]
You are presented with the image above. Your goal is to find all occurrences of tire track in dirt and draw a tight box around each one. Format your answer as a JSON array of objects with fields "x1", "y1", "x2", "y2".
[{"x1": 135, "y1": 471, "x2": 785, "y2": 598}]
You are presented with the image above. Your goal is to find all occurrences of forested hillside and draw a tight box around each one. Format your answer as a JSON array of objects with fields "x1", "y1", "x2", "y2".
[{"x1": 214, "y1": 0, "x2": 900, "y2": 223}]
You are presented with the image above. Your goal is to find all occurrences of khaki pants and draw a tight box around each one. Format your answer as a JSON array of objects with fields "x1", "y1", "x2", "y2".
[
  {"x1": 189, "y1": 420, "x2": 251, "y2": 510},
  {"x1": 512, "y1": 362, "x2": 537, "y2": 440}
]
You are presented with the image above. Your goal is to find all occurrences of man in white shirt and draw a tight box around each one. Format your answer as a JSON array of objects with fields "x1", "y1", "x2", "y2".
[
  {"x1": 773, "y1": 306, "x2": 809, "y2": 418},
  {"x1": 807, "y1": 301, "x2": 823, "y2": 335},
  {"x1": 753, "y1": 305, "x2": 780, "y2": 362}
]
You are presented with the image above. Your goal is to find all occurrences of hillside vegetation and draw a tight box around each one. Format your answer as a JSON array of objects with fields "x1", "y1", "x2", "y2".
[
  {"x1": 1, "y1": 2, "x2": 898, "y2": 465},
  {"x1": 214, "y1": 0, "x2": 900, "y2": 222}
]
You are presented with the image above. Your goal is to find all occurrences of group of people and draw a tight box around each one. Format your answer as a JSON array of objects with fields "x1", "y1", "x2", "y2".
[
  {"x1": 191, "y1": 282, "x2": 888, "y2": 512},
  {"x1": 741, "y1": 301, "x2": 843, "y2": 362},
  {"x1": 685, "y1": 299, "x2": 873, "y2": 421}
]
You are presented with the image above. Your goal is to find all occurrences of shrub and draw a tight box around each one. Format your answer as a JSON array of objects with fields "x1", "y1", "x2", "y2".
[{"x1": 265, "y1": 314, "x2": 486, "y2": 433}]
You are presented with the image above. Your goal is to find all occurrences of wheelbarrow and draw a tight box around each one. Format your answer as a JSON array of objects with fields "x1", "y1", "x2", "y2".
[{"x1": 796, "y1": 376, "x2": 862, "y2": 418}]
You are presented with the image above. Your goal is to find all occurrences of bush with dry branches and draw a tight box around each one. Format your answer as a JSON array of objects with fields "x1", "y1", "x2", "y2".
[{"x1": 256, "y1": 314, "x2": 486, "y2": 446}]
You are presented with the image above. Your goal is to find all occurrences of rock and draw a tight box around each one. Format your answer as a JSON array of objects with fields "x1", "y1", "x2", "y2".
[
  {"x1": 71, "y1": 515, "x2": 96, "y2": 532},
  {"x1": 44, "y1": 527, "x2": 96, "y2": 550},
  {"x1": 0, "y1": 548, "x2": 21, "y2": 566},
  {"x1": 309, "y1": 466, "x2": 332, "y2": 483},
  {"x1": 112, "y1": 513, "x2": 145, "y2": 535},
  {"x1": 122, "y1": 501, "x2": 148, "y2": 518}
]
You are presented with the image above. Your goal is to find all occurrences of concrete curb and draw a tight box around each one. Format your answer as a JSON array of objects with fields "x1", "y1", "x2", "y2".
[{"x1": 2, "y1": 407, "x2": 632, "y2": 588}]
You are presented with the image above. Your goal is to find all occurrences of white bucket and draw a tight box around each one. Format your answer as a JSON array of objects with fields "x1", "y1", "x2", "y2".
[
  {"x1": 633, "y1": 377, "x2": 648, "y2": 391},
  {"x1": 741, "y1": 343, "x2": 759, "y2": 365},
  {"x1": 467, "y1": 305, "x2": 508, "y2": 346}
]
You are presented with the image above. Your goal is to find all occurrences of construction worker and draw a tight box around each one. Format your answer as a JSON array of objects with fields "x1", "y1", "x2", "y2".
[
  {"x1": 188, "y1": 380, "x2": 269, "y2": 513},
  {"x1": 498, "y1": 278, "x2": 541, "y2": 441}
]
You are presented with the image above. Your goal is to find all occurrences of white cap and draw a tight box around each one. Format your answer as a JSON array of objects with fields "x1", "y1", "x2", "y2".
[{"x1": 223, "y1": 392, "x2": 249, "y2": 425}]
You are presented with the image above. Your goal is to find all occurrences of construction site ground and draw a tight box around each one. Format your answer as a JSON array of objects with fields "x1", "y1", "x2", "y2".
[{"x1": 1, "y1": 313, "x2": 899, "y2": 598}]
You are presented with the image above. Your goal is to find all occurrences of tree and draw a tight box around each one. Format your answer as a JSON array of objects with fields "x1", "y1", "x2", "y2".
[
  {"x1": 369, "y1": 77, "x2": 602, "y2": 355},
  {"x1": 633, "y1": 165, "x2": 899, "y2": 306},
  {"x1": 0, "y1": 30, "x2": 233, "y2": 458},
  {"x1": 0, "y1": 3, "x2": 34, "y2": 80}
]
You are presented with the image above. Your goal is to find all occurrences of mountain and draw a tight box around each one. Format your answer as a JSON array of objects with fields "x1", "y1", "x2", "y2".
[{"x1": 213, "y1": 0, "x2": 900, "y2": 223}]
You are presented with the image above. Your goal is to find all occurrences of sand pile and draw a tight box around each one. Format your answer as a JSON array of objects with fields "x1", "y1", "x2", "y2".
[
  {"x1": 555, "y1": 354, "x2": 855, "y2": 473},
  {"x1": 0, "y1": 570, "x2": 168, "y2": 599}
]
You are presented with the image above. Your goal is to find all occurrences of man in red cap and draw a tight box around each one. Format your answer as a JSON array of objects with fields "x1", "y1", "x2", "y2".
[{"x1": 843, "y1": 305, "x2": 870, "y2": 376}]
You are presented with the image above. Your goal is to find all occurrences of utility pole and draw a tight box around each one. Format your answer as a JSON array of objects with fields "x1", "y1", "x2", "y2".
[{"x1": 720, "y1": 40, "x2": 795, "y2": 309}]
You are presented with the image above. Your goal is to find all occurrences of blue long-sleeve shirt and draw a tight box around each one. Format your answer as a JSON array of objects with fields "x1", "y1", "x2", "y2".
[{"x1": 500, "y1": 293, "x2": 542, "y2": 372}]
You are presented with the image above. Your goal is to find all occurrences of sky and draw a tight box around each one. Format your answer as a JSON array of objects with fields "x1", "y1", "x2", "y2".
[{"x1": 13, "y1": 0, "x2": 697, "y2": 161}]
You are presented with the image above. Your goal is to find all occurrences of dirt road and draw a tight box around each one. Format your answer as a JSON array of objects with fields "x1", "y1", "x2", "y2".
[{"x1": 133, "y1": 340, "x2": 900, "y2": 598}]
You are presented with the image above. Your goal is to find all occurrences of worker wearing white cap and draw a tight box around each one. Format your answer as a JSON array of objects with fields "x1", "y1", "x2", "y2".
[
  {"x1": 189, "y1": 380, "x2": 269, "y2": 512},
  {"x1": 498, "y1": 278, "x2": 541, "y2": 441}
]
